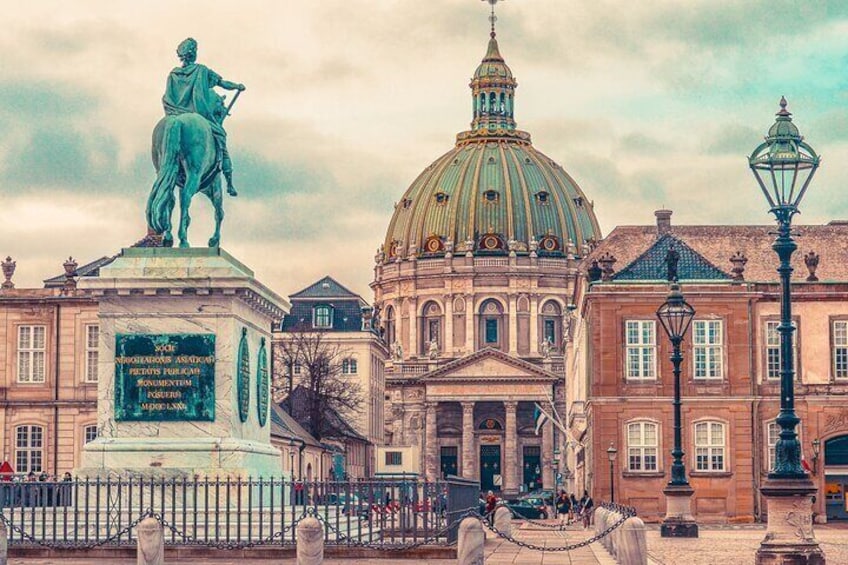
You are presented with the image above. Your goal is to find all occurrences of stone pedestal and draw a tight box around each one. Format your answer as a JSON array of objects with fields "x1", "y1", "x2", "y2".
[
  {"x1": 78, "y1": 248, "x2": 289, "y2": 479},
  {"x1": 755, "y1": 478, "x2": 825, "y2": 565},
  {"x1": 660, "y1": 484, "x2": 699, "y2": 538}
]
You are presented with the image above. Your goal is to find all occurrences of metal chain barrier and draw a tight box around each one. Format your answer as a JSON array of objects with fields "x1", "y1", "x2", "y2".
[
  {"x1": 478, "y1": 503, "x2": 636, "y2": 552},
  {"x1": 154, "y1": 508, "x2": 307, "y2": 550},
  {"x1": 0, "y1": 508, "x2": 155, "y2": 550}
]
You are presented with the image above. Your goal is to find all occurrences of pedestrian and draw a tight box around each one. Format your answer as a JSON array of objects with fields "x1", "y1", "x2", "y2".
[
  {"x1": 485, "y1": 490, "x2": 498, "y2": 524},
  {"x1": 556, "y1": 490, "x2": 571, "y2": 525},
  {"x1": 580, "y1": 490, "x2": 594, "y2": 529},
  {"x1": 570, "y1": 492, "x2": 579, "y2": 523}
]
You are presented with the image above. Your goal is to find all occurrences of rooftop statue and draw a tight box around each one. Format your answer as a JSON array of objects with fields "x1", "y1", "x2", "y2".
[{"x1": 145, "y1": 38, "x2": 245, "y2": 248}]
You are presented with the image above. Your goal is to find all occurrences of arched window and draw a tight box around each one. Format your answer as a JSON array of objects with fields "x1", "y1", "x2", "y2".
[
  {"x1": 479, "y1": 299, "x2": 505, "y2": 350},
  {"x1": 489, "y1": 92, "x2": 496, "y2": 116},
  {"x1": 499, "y1": 92, "x2": 506, "y2": 115},
  {"x1": 478, "y1": 418, "x2": 503, "y2": 430},
  {"x1": 540, "y1": 301, "x2": 562, "y2": 352},
  {"x1": 421, "y1": 301, "x2": 443, "y2": 354},
  {"x1": 15, "y1": 425, "x2": 44, "y2": 473},
  {"x1": 313, "y1": 305, "x2": 332, "y2": 329},
  {"x1": 627, "y1": 421, "x2": 658, "y2": 472},
  {"x1": 384, "y1": 306, "x2": 396, "y2": 346},
  {"x1": 481, "y1": 92, "x2": 488, "y2": 114},
  {"x1": 694, "y1": 421, "x2": 726, "y2": 472}
]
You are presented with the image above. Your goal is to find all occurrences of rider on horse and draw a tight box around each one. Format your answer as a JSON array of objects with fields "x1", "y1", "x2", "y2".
[{"x1": 163, "y1": 37, "x2": 245, "y2": 196}]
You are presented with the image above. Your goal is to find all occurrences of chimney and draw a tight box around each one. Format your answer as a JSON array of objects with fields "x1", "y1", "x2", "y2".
[{"x1": 655, "y1": 209, "x2": 673, "y2": 236}]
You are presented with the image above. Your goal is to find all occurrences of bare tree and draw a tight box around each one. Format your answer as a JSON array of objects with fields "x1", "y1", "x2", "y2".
[{"x1": 272, "y1": 330, "x2": 363, "y2": 442}]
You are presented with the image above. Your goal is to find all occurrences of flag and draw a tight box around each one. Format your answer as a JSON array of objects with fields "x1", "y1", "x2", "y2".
[
  {"x1": 533, "y1": 403, "x2": 549, "y2": 435},
  {"x1": 802, "y1": 456, "x2": 812, "y2": 473}
]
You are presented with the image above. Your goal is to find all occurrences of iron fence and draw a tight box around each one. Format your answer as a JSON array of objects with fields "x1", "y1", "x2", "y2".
[{"x1": 0, "y1": 476, "x2": 450, "y2": 549}]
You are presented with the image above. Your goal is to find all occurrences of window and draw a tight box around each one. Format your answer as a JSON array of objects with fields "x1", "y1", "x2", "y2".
[
  {"x1": 15, "y1": 425, "x2": 43, "y2": 473},
  {"x1": 342, "y1": 358, "x2": 358, "y2": 374},
  {"x1": 627, "y1": 421, "x2": 658, "y2": 472},
  {"x1": 17, "y1": 326, "x2": 46, "y2": 383},
  {"x1": 293, "y1": 363, "x2": 302, "y2": 375},
  {"x1": 694, "y1": 421, "x2": 726, "y2": 472},
  {"x1": 84, "y1": 425, "x2": 98, "y2": 444},
  {"x1": 765, "y1": 320, "x2": 798, "y2": 381},
  {"x1": 693, "y1": 320, "x2": 723, "y2": 379},
  {"x1": 434, "y1": 192, "x2": 449, "y2": 204},
  {"x1": 535, "y1": 191, "x2": 549, "y2": 204},
  {"x1": 544, "y1": 319, "x2": 556, "y2": 344},
  {"x1": 385, "y1": 451, "x2": 403, "y2": 466},
  {"x1": 313, "y1": 305, "x2": 332, "y2": 329},
  {"x1": 85, "y1": 325, "x2": 99, "y2": 383},
  {"x1": 485, "y1": 319, "x2": 498, "y2": 344},
  {"x1": 483, "y1": 190, "x2": 499, "y2": 203},
  {"x1": 625, "y1": 321, "x2": 656, "y2": 379},
  {"x1": 834, "y1": 321, "x2": 848, "y2": 379}
]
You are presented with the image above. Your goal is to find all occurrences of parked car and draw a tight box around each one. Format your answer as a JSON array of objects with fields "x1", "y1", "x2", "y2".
[
  {"x1": 520, "y1": 489, "x2": 554, "y2": 506},
  {"x1": 504, "y1": 496, "x2": 549, "y2": 519}
]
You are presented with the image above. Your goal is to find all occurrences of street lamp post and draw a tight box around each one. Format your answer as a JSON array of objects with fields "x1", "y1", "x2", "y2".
[
  {"x1": 657, "y1": 282, "x2": 698, "y2": 537},
  {"x1": 750, "y1": 98, "x2": 823, "y2": 564},
  {"x1": 606, "y1": 442, "x2": 617, "y2": 503}
]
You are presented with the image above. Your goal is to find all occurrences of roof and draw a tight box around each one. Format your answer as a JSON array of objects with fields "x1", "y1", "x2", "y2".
[
  {"x1": 585, "y1": 223, "x2": 848, "y2": 283},
  {"x1": 279, "y1": 385, "x2": 368, "y2": 443},
  {"x1": 419, "y1": 347, "x2": 559, "y2": 382},
  {"x1": 270, "y1": 404, "x2": 322, "y2": 447},
  {"x1": 290, "y1": 276, "x2": 361, "y2": 300},
  {"x1": 43, "y1": 256, "x2": 116, "y2": 288},
  {"x1": 613, "y1": 233, "x2": 730, "y2": 281},
  {"x1": 281, "y1": 276, "x2": 374, "y2": 333}
]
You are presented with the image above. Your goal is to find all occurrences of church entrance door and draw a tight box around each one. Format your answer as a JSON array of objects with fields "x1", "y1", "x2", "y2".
[
  {"x1": 480, "y1": 444, "x2": 501, "y2": 492},
  {"x1": 522, "y1": 446, "x2": 542, "y2": 492}
]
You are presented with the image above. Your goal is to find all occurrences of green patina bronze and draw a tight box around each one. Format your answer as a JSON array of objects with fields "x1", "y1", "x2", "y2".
[
  {"x1": 237, "y1": 327, "x2": 250, "y2": 423},
  {"x1": 145, "y1": 38, "x2": 245, "y2": 249},
  {"x1": 114, "y1": 333, "x2": 215, "y2": 422},
  {"x1": 256, "y1": 337, "x2": 269, "y2": 427}
]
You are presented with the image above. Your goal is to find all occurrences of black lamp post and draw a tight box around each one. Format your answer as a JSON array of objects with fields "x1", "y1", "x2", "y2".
[
  {"x1": 750, "y1": 98, "x2": 823, "y2": 564},
  {"x1": 656, "y1": 283, "x2": 696, "y2": 487},
  {"x1": 606, "y1": 442, "x2": 617, "y2": 503},
  {"x1": 749, "y1": 97, "x2": 820, "y2": 479}
]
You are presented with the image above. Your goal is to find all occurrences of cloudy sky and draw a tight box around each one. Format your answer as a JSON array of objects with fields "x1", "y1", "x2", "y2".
[{"x1": 2, "y1": 0, "x2": 847, "y2": 297}]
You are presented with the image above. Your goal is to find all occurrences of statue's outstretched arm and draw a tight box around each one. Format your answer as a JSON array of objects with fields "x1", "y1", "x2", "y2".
[{"x1": 218, "y1": 78, "x2": 246, "y2": 91}]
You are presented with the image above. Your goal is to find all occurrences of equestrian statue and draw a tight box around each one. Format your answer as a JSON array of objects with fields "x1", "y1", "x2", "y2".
[{"x1": 145, "y1": 38, "x2": 245, "y2": 248}]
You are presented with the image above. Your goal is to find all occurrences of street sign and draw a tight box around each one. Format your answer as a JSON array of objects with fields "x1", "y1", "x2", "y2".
[{"x1": 556, "y1": 472, "x2": 563, "y2": 483}]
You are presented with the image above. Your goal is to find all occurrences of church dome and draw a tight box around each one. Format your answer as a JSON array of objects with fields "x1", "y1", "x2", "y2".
[{"x1": 382, "y1": 33, "x2": 601, "y2": 261}]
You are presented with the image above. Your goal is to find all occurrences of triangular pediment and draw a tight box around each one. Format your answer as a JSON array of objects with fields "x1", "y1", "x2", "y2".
[
  {"x1": 614, "y1": 233, "x2": 731, "y2": 281},
  {"x1": 421, "y1": 348, "x2": 557, "y2": 382}
]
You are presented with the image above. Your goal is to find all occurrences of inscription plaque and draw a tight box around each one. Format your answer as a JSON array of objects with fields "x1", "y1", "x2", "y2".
[{"x1": 115, "y1": 333, "x2": 215, "y2": 421}]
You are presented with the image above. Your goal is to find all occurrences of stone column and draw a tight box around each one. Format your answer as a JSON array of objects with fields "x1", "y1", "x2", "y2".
[
  {"x1": 461, "y1": 401, "x2": 475, "y2": 479},
  {"x1": 542, "y1": 420, "x2": 554, "y2": 489},
  {"x1": 296, "y1": 516, "x2": 324, "y2": 565},
  {"x1": 425, "y1": 401, "x2": 439, "y2": 481},
  {"x1": 444, "y1": 295, "x2": 454, "y2": 357},
  {"x1": 504, "y1": 401, "x2": 518, "y2": 495},
  {"x1": 136, "y1": 517, "x2": 164, "y2": 565},
  {"x1": 529, "y1": 294, "x2": 539, "y2": 356},
  {"x1": 508, "y1": 294, "x2": 518, "y2": 355}
]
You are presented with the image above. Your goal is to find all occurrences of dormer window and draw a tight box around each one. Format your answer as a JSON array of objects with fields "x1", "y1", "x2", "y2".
[
  {"x1": 434, "y1": 192, "x2": 449, "y2": 205},
  {"x1": 313, "y1": 305, "x2": 333, "y2": 329},
  {"x1": 483, "y1": 190, "x2": 499, "y2": 203},
  {"x1": 535, "y1": 191, "x2": 550, "y2": 204}
]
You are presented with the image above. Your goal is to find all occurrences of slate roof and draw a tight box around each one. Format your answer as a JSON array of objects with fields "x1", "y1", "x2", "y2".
[
  {"x1": 585, "y1": 222, "x2": 848, "y2": 283},
  {"x1": 279, "y1": 385, "x2": 368, "y2": 443},
  {"x1": 281, "y1": 276, "x2": 375, "y2": 333},
  {"x1": 613, "y1": 234, "x2": 730, "y2": 281},
  {"x1": 43, "y1": 256, "x2": 116, "y2": 288},
  {"x1": 270, "y1": 403, "x2": 322, "y2": 447}
]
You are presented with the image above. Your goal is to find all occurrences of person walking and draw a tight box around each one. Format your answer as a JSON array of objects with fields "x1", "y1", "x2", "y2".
[
  {"x1": 485, "y1": 490, "x2": 498, "y2": 525},
  {"x1": 556, "y1": 491, "x2": 571, "y2": 525},
  {"x1": 580, "y1": 490, "x2": 594, "y2": 529}
]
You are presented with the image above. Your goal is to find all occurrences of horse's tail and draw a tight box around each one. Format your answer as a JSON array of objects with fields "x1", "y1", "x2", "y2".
[{"x1": 147, "y1": 118, "x2": 182, "y2": 234}]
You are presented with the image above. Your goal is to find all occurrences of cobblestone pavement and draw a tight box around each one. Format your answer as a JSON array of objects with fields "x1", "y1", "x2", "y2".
[{"x1": 6, "y1": 521, "x2": 848, "y2": 564}]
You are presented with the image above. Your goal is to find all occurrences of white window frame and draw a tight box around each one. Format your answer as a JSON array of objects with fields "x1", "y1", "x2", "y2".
[
  {"x1": 313, "y1": 305, "x2": 333, "y2": 329},
  {"x1": 764, "y1": 320, "x2": 798, "y2": 381},
  {"x1": 693, "y1": 320, "x2": 723, "y2": 380},
  {"x1": 84, "y1": 425, "x2": 98, "y2": 444},
  {"x1": 833, "y1": 320, "x2": 848, "y2": 380},
  {"x1": 342, "y1": 358, "x2": 358, "y2": 375},
  {"x1": 15, "y1": 425, "x2": 44, "y2": 473},
  {"x1": 84, "y1": 324, "x2": 99, "y2": 383},
  {"x1": 694, "y1": 421, "x2": 726, "y2": 472},
  {"x1": 626, "y1": 421, "x2": 659, "y2": 472},
  {"x1": 17, "y1": 325, "x2": 47, "y2": 384},
  {"x1": 625, "y1": 320, "x2": 656, "y2": 380}
]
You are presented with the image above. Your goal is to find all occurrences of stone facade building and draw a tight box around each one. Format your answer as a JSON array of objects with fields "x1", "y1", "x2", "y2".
[
  {"x1": 372, "y1": 30, "x2": 600, "y2": 495},
  {"x1": 568, "y1": 210, "x2": 848, "y2": 522}
]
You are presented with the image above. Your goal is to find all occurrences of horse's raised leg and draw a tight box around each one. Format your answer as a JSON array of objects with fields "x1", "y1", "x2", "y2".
[
  {"x1": 178, "y1": 172, "x2": 200, "y2": 248},
  {"x1": 208, "y1": 178, "x2": 224, "y2": 247}
]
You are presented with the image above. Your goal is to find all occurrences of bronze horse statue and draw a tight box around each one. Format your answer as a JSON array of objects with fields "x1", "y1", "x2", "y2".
[{"x1": 146, "y1": 111, "x2": 225, "y2": 248}]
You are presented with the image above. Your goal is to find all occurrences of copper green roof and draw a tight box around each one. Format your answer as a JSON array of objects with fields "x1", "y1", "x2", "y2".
[{"x1": 382, "y1": 32, "x2": 601, "y2": 259}]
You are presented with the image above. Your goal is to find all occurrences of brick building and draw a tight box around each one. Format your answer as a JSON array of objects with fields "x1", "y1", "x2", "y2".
[{"x1": 567, "y1": 211, "x2": 848, "y2": 523}]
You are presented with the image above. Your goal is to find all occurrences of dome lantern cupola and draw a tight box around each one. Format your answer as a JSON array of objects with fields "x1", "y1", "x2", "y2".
[{"x1": 470, "y1": 29, "x2": 517, "y2": 133}]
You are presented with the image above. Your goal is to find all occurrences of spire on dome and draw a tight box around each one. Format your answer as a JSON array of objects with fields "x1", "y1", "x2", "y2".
[{"x1": 470, "y1": 0, "x2": 517, "y2": 134}]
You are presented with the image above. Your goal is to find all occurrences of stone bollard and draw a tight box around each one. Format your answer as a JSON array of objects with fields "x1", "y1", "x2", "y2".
[
  {"x1": 0, "y1": 521, "x2": 7, "y2": 565},
  {"x1": 136, "y1": 516, "x2": 164, "y2": 565},
  {"x1": 297, "y1": 517, "x2": 324, "y2": 565},
  {"x1": 457, "y1": 516, "x2": 485, "y2": 565},
  {"x1": 594, "y1": 507, "x2": 606, "y2": 536},
  {"x1": 494, "y1": 507, "x2": 512, "y2": 538},
  {"x1": 617, "y1": 516, "x2": 648, "y2": 565}
]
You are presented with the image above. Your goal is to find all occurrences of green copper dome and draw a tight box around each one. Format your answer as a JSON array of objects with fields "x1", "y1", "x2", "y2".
[{"x1": 382, "y1": 33, "x2": 601, "y2": 260}]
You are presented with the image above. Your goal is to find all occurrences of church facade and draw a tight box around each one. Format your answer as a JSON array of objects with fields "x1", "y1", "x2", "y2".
[{"x1": 372, "y1": 29, "x2": 600, "y2": 495}]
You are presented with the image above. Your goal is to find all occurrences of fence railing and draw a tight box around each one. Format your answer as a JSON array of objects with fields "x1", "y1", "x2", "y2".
[{"x1": 0, "y1": 477, "x2": 450, "y2": 549}]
